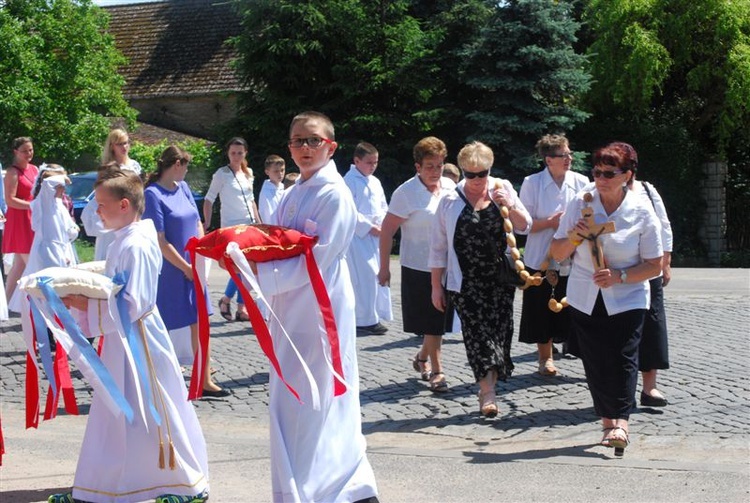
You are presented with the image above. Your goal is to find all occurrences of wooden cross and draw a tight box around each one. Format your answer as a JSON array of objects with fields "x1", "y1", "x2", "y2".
[{"x1": 567, "y1": 192, "x2": 616, "y2": 271}]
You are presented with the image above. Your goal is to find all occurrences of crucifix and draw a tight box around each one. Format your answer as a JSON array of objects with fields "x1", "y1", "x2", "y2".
[{"x1": 567, "y1": 192, "x2": 616, "y2": 271}]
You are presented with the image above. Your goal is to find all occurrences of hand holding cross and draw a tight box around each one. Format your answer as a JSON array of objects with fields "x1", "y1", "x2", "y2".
[{"x1": 567, "y1": 192, "x2": 616, "y2": 271}]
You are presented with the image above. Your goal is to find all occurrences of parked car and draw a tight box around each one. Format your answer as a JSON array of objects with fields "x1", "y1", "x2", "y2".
[{"x1": 65, "y1": 171, "x2": 205, "y2": 239}]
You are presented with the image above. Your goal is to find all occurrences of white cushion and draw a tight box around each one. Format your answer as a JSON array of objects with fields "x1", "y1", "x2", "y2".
[
  {"x1": 74, "y1": 260, "x2": 107, "y2": 274},
  {"x1": 19, "y1": 267, "x2": 122, "y2": 300}
]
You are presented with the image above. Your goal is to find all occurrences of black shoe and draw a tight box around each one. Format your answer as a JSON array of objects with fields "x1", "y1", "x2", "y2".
[
  {"x1": 640, "y1": 391, "x2": 668, "y2": 407},
  {"x1": 202, "y1": 387, "x2": 231, "y2": 398},
  {"x1": 356, "y1": 323, "x2": 388, "y2": 335}
]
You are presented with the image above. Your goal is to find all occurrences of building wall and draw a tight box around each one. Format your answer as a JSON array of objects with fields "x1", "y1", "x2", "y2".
[{"x1": 129, "y1": 94, "x2": 239, "y2": 140}]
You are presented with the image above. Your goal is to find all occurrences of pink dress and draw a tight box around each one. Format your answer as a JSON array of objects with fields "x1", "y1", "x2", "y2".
[{"x1": 2, "y1": 164, "x2": 38, "y2": 254}]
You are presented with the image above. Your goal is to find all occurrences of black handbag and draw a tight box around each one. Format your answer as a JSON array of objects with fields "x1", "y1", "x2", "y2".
[{"x1": 456, "y1": 189, "x2": 524, "y2": 287}]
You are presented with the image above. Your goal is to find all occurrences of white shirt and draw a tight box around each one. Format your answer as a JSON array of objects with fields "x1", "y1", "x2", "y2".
[
  {"x1": 343, "y1": 164, "x2": 388, "y2": 237},
  {"x1": 258, "y1": 179, "x2": 285, "y2": 224},
  {"x1": 554, "y1": 188, "x2": 663, "y2": 315},
  {"x1": 518, "y1": 168, "x2": 589, "y2": 269},
  {"x1": 204, "y1": 165, "x2": 256, "y2": 227},
  {"x1": 387, "y1": 175, "x2": 456, "y2": 272},
  {"x1": 632, "y1": 180, "x2": 673, "y2": 252},
  {"x1": 429, "y1": 177, "x2": 531, "y2": 292}
]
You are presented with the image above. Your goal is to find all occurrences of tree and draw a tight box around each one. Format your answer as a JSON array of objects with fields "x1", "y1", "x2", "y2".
[
  {"x1": 458, "y1": 0, "x2": 592, "y2": 175},
  {"x1": 581, "y1": 0, "x2": 750, "y2": 262},
  {"x1": 0, "y1": 0, "x2": 135, "y2": 165},
  {"x1": 229, "y1": 0, "x2": 438, "y2": 163},
  {"x1": 583, "y1": 0, "x2": 750, "y2": 159}
]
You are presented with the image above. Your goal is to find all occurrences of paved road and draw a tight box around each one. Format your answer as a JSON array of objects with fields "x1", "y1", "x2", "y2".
[{"x1": 1, "y1": 263, "x2": 748, "y2": 502}]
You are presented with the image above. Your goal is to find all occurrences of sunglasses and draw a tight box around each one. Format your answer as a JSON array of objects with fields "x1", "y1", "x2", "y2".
[
  {"x1": 463, "y1": 169, "x2": 490, "y2": 179},
  {"x1": 288, "y1": 137, "x2": 334, "y2": 149},
  {"x1": 592, "y1": 168, "x2": 624, "y2": 179}
]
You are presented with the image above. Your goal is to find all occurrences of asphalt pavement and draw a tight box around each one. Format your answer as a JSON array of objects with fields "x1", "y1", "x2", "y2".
[{"x1": 1, "y1": 263, "x2": 748, "y2": 502}]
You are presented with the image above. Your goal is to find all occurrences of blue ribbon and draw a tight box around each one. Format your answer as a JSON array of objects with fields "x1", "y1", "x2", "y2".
[
  {"x1": 29, "y1": 298, "x2": 57, "y2": 402},
  {"x1": 112, "y1": 271, "x2": 161, "y2": 427},
  {"x1": 36, "y1": 278, "x2": 134, "y2": 423}
]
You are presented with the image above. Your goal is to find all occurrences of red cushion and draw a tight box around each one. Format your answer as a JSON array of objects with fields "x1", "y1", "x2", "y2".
[{"x1": 186, "y1": 224, "x2": 318, "y2": 262}]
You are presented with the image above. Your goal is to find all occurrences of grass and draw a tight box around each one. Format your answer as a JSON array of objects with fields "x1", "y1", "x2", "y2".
[{"x1": 74, "y1": 238, "x2": 96, "y2": 263}]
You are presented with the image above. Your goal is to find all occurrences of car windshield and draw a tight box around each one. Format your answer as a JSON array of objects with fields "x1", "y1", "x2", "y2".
[{"x1": 66, "y1": 176, "x2": 95, "y2": 200}]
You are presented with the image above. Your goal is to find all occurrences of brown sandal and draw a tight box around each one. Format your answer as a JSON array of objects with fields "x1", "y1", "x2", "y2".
[
  {"x1": 218, "y1": 298, "x2": 233, "y2": 321},
  {"x1": 411, "y1": 353, "x2": 432, "y2": 381},
  {"x1": 429, "y1": 372, "x2": 449, "y2": 393}
]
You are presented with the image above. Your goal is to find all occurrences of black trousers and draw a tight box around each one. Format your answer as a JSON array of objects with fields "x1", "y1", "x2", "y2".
[
  {"x1": 639, "y1": 277, "x2": 670, "y2": 371},
  {"x1": 571, "y1": 293, "x2": 645, "y2": 420}
]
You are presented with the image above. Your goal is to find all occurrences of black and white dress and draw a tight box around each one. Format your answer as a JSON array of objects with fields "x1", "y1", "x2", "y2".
[{"x1": 449, "y1": 203, "x2": 515, "y2": 382}]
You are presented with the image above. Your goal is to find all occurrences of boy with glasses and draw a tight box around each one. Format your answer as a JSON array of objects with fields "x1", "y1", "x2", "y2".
[{"x1": 249, "y1": 112, "x2": 380, "y2": 503}]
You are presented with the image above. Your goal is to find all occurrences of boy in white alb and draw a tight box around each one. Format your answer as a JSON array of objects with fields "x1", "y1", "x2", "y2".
[
  {"x1": 248, "y1": 111, "x2": 379, "y2": 503},
  {"x1": 258, "y1": 154, "x2": 286, "y2": 223},
  {"x1": 51, "y1": 169, "x2": 209, "y2": 503},
  {"x1": 344, "y1": 142, "x2": 392, "y2": 335}
]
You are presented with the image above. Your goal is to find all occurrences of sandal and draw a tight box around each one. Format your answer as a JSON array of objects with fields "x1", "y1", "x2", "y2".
[
  {"x1": 478, "y1": 390, "x2": 498, "y2": 418},
  {"x1": 411, "y1": 353, "x2": 432, "y2": 381},
  {"x1": 538, "y1": 358, "x2": 558, "y2": 376},
  {"x1": 602, "y1": 426, "x2": 629, "y2": 456},
  {"x1": 235, "y1": 310, "x2": 250, "y2": 322},
  {"x1": 429, "y1": 372, "x2": 449, "y2": 393},
  {"x1": 218, "y1": 298, "x2": 233, "y2": 322}
]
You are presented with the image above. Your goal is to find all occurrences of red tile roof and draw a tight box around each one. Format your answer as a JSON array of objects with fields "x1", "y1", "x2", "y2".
[{"x1": 105, "y1": 0, "x2": 246, "y2": 99}]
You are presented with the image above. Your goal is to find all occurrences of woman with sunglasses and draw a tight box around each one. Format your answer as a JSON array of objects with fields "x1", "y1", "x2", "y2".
[
  {"x1": 429, "y1": 141, "x2": 531, "y2": 417},
  {"x1": 550, "y1": 142, "x2": 663, "y2": 455},
  {"x1": 517, "y1": 134, "x2": 589, "y2": 376}
]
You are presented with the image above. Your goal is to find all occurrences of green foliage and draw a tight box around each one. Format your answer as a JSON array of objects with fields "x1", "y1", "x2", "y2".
[
  {"x1": 74, "y1": 237, "x2": 95, "y2": 264},
  {"x1": 129, "y1": 140, "x2": 220, "y2": 193},
  {"x1": 229, "y1": 0, "x2": 437, "y2": 160},
  {"x1": 0, "y1": 0, "x2": 136, "y2": 166},
  {"x1": 583, "y1": 0, "x2": 750, "y2": 158}
]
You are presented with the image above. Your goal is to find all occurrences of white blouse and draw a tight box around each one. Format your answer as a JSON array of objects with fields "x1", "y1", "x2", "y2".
[
  {"x1": 554, "y1": 187, "x2": 663, "y2": 315},
  {"x1": 204, "y1": 165, "x2": 256, "y2": 227}
]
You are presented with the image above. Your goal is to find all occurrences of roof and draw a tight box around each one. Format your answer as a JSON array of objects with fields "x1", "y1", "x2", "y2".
[{"x1": 105, "y1": 0, "x2": 246, "y2": 99}]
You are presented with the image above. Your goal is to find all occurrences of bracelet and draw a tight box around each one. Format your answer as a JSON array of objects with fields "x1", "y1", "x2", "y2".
[{"x1": 569, "y1": 236, "x2": 583, "y2": 246}]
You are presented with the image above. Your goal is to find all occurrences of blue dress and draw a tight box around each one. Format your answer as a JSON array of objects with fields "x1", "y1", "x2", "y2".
[{"x1": 143, "y1": 181, "x2": 203, "y2": 330}]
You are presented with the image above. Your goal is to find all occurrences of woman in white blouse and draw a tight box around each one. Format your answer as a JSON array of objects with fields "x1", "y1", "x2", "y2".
[
  {"x1": 550, "y1": 142, "x2": 663, "y2": 456},
  {"x1": 203, "y1": 137, "x2": 260, "y2": 322},
  {"x1": 517, "y1": 134, "x2": 589, "y2": 376}
]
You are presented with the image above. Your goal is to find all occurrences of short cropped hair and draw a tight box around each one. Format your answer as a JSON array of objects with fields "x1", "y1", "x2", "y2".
[
  {"x1": 457, "y1": 141, "x2": 494, "y2": 171},
  {"x1": 442, "y1": 163, "x2": 460, "y2": 183},
  {"x1": 95, "y1": 167, "x2": 145, "y2": 216},
  {"x1": 264, "y1": 154, "x2": 285, "y2": 169},
  {"x1": 535, "y1": 134, "x2": 569, "y2": 158},
  {"x1": 354, "y1": 142, "x2": 378, "y2": 159},
  {"x1": 413, "y1": 136, "x2": 447, "y2": 164},
  {"x1": 593, "y1": 141, "x2": 639, "y2": 173},
  {"x1": 289, "y1": 111, "x2": 335, "y2": 140}
]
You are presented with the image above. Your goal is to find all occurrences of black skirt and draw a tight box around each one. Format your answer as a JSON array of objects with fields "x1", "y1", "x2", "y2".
[
  {"x1": 518, "y1": 267, "x2": 572, "y2": 344},
  {"x1": 400, "y1": 266, "x2": 452, "y2": 336},
  {"x1": 639, "y1": 277, "x2": 670, "y2": 371},
  {"x1": 571, "y1": 293, "x2": 645, "y2": 420}
]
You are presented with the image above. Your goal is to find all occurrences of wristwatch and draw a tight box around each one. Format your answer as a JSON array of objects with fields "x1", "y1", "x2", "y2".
[{"x1": 619, "y1": 269, "x2": 628, "y2": 284}]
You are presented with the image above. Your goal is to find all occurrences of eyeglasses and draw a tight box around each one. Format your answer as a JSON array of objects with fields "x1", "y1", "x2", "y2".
[
  {"x1": 115, "y1": 141, "x2": 130, "y2": 147},
  {"x1": 288, "y1": 137, "x2": 334, "y2": 149},
  {"x1": 592, "y1": 168, "x2": 624, "y2": 179},
  {"x1": 548, "y1": 152, "x2": 573, "y2": 159},
  {"x1": 462, "y1": 169, "x2": 490, "y2": 179}
]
